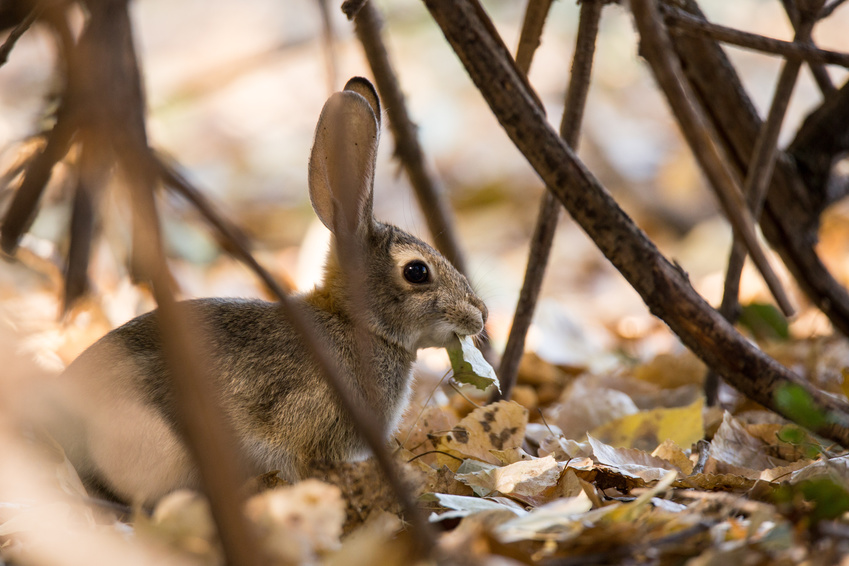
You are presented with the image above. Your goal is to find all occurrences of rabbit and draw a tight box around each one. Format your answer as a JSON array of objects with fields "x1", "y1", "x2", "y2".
[{"x1": 54, "y1": 77, "x2": 488, "y2": 506}]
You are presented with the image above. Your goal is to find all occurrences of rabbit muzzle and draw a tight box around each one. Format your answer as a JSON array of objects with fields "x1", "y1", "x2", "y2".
[{"x1": 418, "y1": 296, "x2": 487, "y2": 350}]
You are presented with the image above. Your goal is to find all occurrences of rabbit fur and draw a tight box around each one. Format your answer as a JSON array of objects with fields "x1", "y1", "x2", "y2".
[{"x1": 56, "y1": 77, "x2": 487, "y2": 505}]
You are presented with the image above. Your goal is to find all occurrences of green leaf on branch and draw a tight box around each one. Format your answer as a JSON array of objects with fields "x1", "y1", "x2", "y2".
[
  {"x1": 774, "y1": 384, "x2": 827, "y2": 430},
  {"x1": 739, "y1": 302, "x2": 789, "y2": 340},
  {"x1": 447, "y1": 334, "x2": 501, "y2": 393}
]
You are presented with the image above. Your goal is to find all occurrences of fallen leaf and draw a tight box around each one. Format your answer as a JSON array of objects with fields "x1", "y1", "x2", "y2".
[
  {"x1": 652, "y1": 439, "x2": 694, "y2": 475},
  {"x1": 245, "y1": 479, "x2": 345, "y2": 563},
  {"x1": 633, "y1": 351, "x2": 706, "y2": 389},
  {"x1": 589, "y1": 398, "x2": 704, "y2": 452},
  {"x1": 604, "y1": 470, "x2": 678, "y2": 523},
  {"x1": 494, "y1": 491, "x2": 594, "y2": 543},
  {"x1": 455, "y1": 455, "x2": 565, "y2": 504},
  {"x1": 710, "y1": 413, "x2": 790, "y2": 471},
  {"x1": 538, "y1": 435, "x2": 593, "y2": 461},
  {"x1": 790, "y1": 454, "x2": 849, "y2": 484},
  {"x1": 588, "y1": 435, "x2": 681, "y2": 482},
  {"x1": 674, "y1": 473, "x2": 757, "y2": 492},
  {"x1": 435, "y1": 401, "x2": 528, "y2": 466},
  {"x1": 324, "y1": 511, "x2": 409, "y2": 566},
  {"x1": 138, "y1": 490, "x2": 218, "y2": 561},
  {"x1": 424, "y1": 493, "x2": 526, "y2": 522},
  {"x1": 549, "y1": 376, "x2": 639, "y2": 440}
]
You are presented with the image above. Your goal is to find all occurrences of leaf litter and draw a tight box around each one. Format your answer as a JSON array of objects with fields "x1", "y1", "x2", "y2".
[{"x1": 4, "y1": 308, "x2": 849, "y2": 564}]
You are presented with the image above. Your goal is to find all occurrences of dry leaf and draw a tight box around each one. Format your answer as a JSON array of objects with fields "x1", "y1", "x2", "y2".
[
  {"x1": 633, "y1": 351, "x2": 706, "y2": 389},
  {"x1": 245, "y1": 479, "x2": 345, "y2": 563},
  {"x1": 674, "y1": 473, "x2": 757, "y2": 492},
  {"x1": 435, "y1": 401, "x2": 528, "y2": 466},
  {"x1": 588, "y1": 435, "x2": 680, "y2": 482},
  {"x1": 324, "y1": 511, "x2": 409, "y2": 566},
  {"x1": 652, "y1": 439, "x2": 695, "y2": 475},
  {"x1": 710, "y1": 413, "x2": 790, "y2": 471},
  {"x1": 455, "y1": 455, "x2": 565, "y2": 504},
  {"x1": 538, "y1": 436, "x2": 593, "y2": 461},
  {"x1": 494, "y1": 491, "x2": 594, "y2": 543},
  {"x1": 604, "y1": 470, "x2": 678, "y2": 523},
  {"x1": 138, "y1": 490, "x2": 218, "y2": 561},
  {"x1": 549, "y1": 377, "x2": 638, "y2": 440},
  {"x1": 425, "y1": 493, "x2": 526, "y2": 523},
  {"x1": 399, "y1": 404, "x2": 458, "y2": 455},
  {"x1": 589, "y1": 398, "x2": 704, "y2": 452},
  {"x1": 790, "y1": 454, "x2": 849, "y2": 484}
]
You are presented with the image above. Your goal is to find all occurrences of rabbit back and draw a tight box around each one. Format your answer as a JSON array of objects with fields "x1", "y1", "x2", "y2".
[{"x1": 60, "y1": 296, "x2": 417, "y2": 503}]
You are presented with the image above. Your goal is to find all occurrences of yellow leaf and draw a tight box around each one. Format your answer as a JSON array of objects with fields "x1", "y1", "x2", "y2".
[{"x1": 589, "y1": 398, "x2": 704, "y2": 452}]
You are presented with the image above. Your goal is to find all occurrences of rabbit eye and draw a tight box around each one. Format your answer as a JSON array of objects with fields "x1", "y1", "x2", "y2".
[{"x1": 403, "y1": 261, "x2": 430, "y2": 284}]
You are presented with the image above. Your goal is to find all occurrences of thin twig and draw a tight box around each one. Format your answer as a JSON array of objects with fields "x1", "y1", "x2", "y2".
[
  {"x1": 707, "y1": 4, "x2": 818, "y2": 404},
  {"x1": 664, "y1": 0, "x2": 849, "y2": 339},
  {"x1": 633, "y1": 0, "x2": 795, "y2": 317},
  {"x1": 820, "y1": 0, "x2": 849, "y2": 19},
  {"x1": 421, "y1": 0, "x2": 849, "y2": 446},
  {"x1": 496, "y1": 0, "x2": 602, "y2": 401},
  {"x1": 514, "y1": 0, "x2": 554, "y2": 74},
  {"x1": 449, "y1": 379, "x2": 482, "y2": 408},
  {"x1": 352, "y1": 1, "x2": 468, "y2": 275},
  {"x1": 399, "y1": 369, "x2": 451, "y2": 450},
  {"x1": 315, "y1": 0, "x2": 338, "y2": 93},
  {"x1": 78, "y1": 1, "x2": 264, "y2": 561},
  {"x1": 691, "y1": 439, "x2": 710, "y2": 475},
  {"x1": 782, "y1": 0, "x2": 835, "y2": 95},
  {"x1": 156, "y1": 158, "x2": 293, "y2": 297},
  {"x1": 662, "y1": 6, "x2": 849, "y2": 69},
  {"x1": 0, "y1": 106, "x2": 76, "y2": 255},
  {"x1": 0, "y1": 0, "x2": 42, "y2": 67},
  {"x1": 341, "y1": 0, "x2": 368, "y2": 19},
  {"x1": 157, "y1": 155, "x2": 438, "y2": 556}
]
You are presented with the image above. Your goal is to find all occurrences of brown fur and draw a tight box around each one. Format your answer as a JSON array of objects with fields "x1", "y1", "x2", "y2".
[{"x1": 55, "y1": 78, "x2": 487, "y2": 505}]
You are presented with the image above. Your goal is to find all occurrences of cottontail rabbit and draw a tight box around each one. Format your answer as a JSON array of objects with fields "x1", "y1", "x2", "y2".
[{"x1": 56, "y1": 77, "x2": 487, "y2": 505}]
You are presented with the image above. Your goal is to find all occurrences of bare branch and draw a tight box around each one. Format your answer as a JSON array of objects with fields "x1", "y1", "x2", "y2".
[
  {"x1": 497, "y1": 0, "x2": 602, "y2": 400},
  {"x1": 719, "y1": 9, "x2": 817, "y2": 321},
  {"x1": 784, "y1": 0, "x2": 835, "y2": 94},
  {"x1": 315, "y1": 0, "x2": 338, "y2": 93},
  {"x1": 820, "y1": 0, "x2": 849, "y2": 19},
  {"x1": 708, "y1": 8, "x2": 817, "y2": 404},
  {"x1": 663, "y1": 6, "x2": 849, "y2": 69},
  {"x1": 157, "y1": 153, "x2": 438, "y2": 558},
  {"x1": 514, "y1": 0, "x2": 554, "y2": 74},
  {"x1": 421, "y1": 0, "x2": 849, "y2": 446},
  {"x1": 76, "y1": 0, "x2": 264, "y2": 561},
  {"x1": 665, "y1": 0, "x2": 849, "y2": 339},
  {"x1": 633, "y1": 0, "x2": 795, "y2": 316},
  {"x1": 1, "y1": 107, "x2": 76, "y2": 255},
  {"x1": 352, "y1": 2, "x2": 468, "y2": 276},
  {"x1": 0, "y1": 0, "x2": 42, "y2": 67}
]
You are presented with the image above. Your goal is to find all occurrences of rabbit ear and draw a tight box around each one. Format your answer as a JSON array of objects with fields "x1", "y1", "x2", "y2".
[
  {"x1": 343, "y1": 76, "x2": 381, "y2": 130},
  {"x1": 308, "y1": 78, "x2": 380, "y2": 237}
]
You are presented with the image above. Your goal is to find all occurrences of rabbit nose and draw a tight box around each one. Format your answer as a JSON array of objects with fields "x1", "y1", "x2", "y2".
[{"x1": 469, "y1": 294, "x2": 488, "y2": 326}]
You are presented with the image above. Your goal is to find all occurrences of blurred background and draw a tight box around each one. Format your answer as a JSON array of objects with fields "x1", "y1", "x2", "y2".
[{"x1": 1, "y1": 0, "x2": 848, "y2": 376}]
